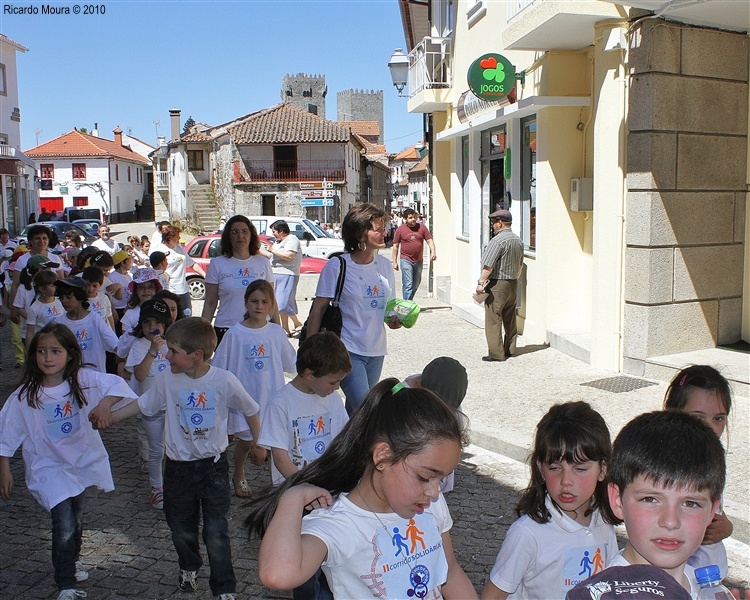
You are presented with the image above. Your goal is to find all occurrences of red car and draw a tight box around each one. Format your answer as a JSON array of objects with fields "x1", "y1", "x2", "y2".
[{"x1": 184, "y1": 233, "x2": 328, "y2": 300}]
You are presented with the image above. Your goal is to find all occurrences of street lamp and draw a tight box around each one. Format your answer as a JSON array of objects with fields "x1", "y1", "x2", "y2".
[{"x1": 388, "y1": 48, "x2": 409, "y2": 97}]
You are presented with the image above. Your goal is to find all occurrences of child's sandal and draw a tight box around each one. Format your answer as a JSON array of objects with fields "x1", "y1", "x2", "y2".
[{"x1": 233, "y1": 478, "x2": 253, "y2": 498}]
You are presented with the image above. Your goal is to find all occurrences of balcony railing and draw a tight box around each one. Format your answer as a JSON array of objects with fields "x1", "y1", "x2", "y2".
[
  {"x1": 408, "y1": 37, "x2": 452, "y2": 96},
  {"x1": 155, "y1": 171, "x2": 169, "y2": 189},
  {"x1": 237, "y1": 159, "x2": 346, "y2": 183},
  {"x1": 507, "y1": 0, "x2": 534, "y2": 21}
]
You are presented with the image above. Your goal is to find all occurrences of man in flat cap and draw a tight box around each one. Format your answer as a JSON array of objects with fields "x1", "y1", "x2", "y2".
[{"x1": 476, "y1": 209, "x2": 524, "y2": 362}]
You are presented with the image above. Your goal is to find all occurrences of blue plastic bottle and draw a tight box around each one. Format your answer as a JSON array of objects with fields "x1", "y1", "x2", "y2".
[{"x1": 695, "y1": 565, "x2": 733, "y2": 600}]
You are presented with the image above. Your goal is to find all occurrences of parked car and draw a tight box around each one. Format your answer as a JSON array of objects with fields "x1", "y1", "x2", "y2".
[
  {"x1": 16, "y1": 221, "x2": 97, "y2": 246},
  {"x1": 246, "y1": 216, "x2": 344, "y2": 259},
  {"x1": 183, "y1": 233, "x2": 328, "y2": 300},
  {"x1": 72, "y1": 219, "x2": 103, "y2": 238}
]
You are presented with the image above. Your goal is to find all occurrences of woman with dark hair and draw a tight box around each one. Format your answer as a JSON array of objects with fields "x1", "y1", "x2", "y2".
[
  {"x1": 261, "y1": 219, "x2": 304, "y2": 337},
  {"x1": 200, "y1": 214, "x2": 274, "y2": 344},
  {"x1": 305, "y1": 203, "x2": 400, "y2": 415},
  {"x1": 153, "y1": 225, "x2": 205, "y2": 317}
]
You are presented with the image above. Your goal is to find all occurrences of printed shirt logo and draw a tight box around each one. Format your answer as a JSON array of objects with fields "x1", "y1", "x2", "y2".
[
  {"x1": 291, "y1": 412, "x2": 332, "y2": 468},
  {"x1": 562, "y1": 545, "x2": 607, "y2": 593},
  {"x1": 361, "y1": 511, "x2": 447, "y2": 599},
  {"x1": 148, "y1": 349, "x2": 169, "y2": 377},
  {"x1": 73, "y1": 326, "x2": 98, "y2": 354},
  {"x1": 243, "y1": 341, "x2": 270, "y2": 371},
  {"x1": 222, "y1": 266, "x2": 267, "y2": 289},
  {"x1": 44, "y1": 399, "x2": 81, "y2": 440},
  {"x1": 361, "y1": 279, "x2": 386, "y2": 311},
  {"x1": 178, "y1": 389, "x2": 217, "y2": 437}
]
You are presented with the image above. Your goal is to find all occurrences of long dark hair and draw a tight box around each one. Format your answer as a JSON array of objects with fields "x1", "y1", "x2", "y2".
[
  {"x1": 219, "y1": 215, "x2": 260, "y2": 257},
  {"x1": 516, "y1": 401, "x2": 618, "y2": 525},
  {"x1": 664, "y1": 364, "x2": 732, "y2": 417},
  {"x1": 245, "y1": 378, "x2": 468, "y2": 537},
  {"x1": 18, "y1": 323, "x2": 89, "y2": 409}
]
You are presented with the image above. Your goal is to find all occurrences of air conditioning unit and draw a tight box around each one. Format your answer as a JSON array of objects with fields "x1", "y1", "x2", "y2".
[{"x1": 570, "y1": 178, "x2": 593, "y2": 212}]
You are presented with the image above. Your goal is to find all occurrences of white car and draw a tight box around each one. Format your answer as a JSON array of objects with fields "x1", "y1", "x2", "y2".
[{"x1": 247, "y1": 216, "x2": 344, "y2": 259}]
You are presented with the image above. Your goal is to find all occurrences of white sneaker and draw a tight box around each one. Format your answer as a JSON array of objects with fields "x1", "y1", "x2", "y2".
[
  {"x1": 178, "y1": 569, "x2": 197, "y2": 592},
  {"x1": 75, "y1": 560, "x2": 88, "y2": 582},
  {"x1": 57, "y1": 590, "x2": 87, "y2": 599},
  {"x1": 216, "y1": 594, "x2": 237, "y2": 600}
]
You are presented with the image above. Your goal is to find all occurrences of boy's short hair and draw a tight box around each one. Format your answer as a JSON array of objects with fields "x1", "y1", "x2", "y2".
[
  {"x1": 149, "y1": 250, "x2": 168, "y2": 267},
  {"x1": 81, "y1": 266, "x2": 104, "y2": 285},
  {"x1": 610, "y1": 410, "x2": 725, "y2": 502},
  {"x1": 296, "y1": 331, "x2": 352, "y2": 377},
  {"x1": 165, "y1": 317, "x2": 217, "y2": 359}
]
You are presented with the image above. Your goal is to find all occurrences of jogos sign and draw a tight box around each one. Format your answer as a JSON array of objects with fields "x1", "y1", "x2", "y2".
[{"x1": 467, "y1": 54, "x2": 517, "y2": 101}]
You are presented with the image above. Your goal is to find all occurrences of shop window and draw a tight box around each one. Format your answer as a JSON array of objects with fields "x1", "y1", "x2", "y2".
[
  {"x1": 520, "y1": 115, "x2": 537, "y2": 251},
  {"x1": 73, "y1": 196, "x2": 88, "y2": 206},
  {"x1": 72, "y1": 163, "x2": 86, "y2": 180},
  {"x1": 41, "y1": 164, "x2": 54, "y2": 179},
  {"x1": 188, "y1": 150, "x2": 204, "y2": 171},
  {"x1": 461, "y1": 135, "x2": 470, "y2": 237}
]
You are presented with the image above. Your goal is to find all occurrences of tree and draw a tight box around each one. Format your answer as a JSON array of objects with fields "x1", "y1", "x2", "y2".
[{"x1": 182, "y1": 116, "x2": 196, "y2": 135}]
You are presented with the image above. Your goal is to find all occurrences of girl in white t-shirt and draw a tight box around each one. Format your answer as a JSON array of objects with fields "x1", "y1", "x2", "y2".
[
  {"x1": 125, "y1": 298, "x2": 173, "y2": 510},
  {"x1": 212, "y1": 280, "x2": 296, "y2": 498},
  {"x1": 246, "y1": 380, "x2": 477, "y2": 599},
  {"x1": 24, "y1": 269, "x2": 64, "y2": 348},
  {"x1": 482, "y1": 402, "x2": 619, "y2": 599},
  {"x1": 116, "y1": 268, "x2": 163, "y2": 368},
  {"x1": 0, "y1": 323, "x2": 136, "y2": 600},
  {"x1": 663, "y1": 365, "x2": 733, "y2": 584}
]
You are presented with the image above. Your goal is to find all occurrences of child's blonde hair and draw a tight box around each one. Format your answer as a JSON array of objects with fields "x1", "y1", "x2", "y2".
[
  {"x1": 165, "y1": 317, "x2": 217, "y2": 359},
  {"x1": 32, "y1": 269, "x2": 58, "y2": 292}
]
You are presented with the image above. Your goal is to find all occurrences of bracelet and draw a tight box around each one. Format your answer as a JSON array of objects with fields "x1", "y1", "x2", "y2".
[{"x1": 148, "y1": 351, "x2": 157, "y2": 358}]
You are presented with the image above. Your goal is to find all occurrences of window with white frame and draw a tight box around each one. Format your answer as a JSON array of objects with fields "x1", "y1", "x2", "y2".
[
  {"x1": 520, "y1": 115, "x2": 537, "y2": 251},
  {"x1": 0, "y1": 64, "x2": 6, "y2": 95},
  {"x1": 461, "y1": 135, "x2": 470, "y2": 237}
]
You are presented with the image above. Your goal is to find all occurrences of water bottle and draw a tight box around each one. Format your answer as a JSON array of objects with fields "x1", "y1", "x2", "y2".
[{"x1": 695, "y1": 565, "x2": 733, "y2": 600}]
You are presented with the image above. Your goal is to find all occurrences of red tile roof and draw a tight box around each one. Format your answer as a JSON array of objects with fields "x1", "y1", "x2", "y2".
[
  {"x1": 353, "y1": 133, "x2": 387, "y2": 157},
  {"x1": 394, "y1": 143, "x2": 423, "y2": 161},
  {"x1": 26, "y1": 129, "x2": 150, "y2": 165},
  {"x1": 229, "y1": 103, "x2": 351, "y2": 144},
  {"x1": 409, "y1": 155, "x2": 429, "y2": 174},
  {"x1": 339, "y1": 121, "x2": 379, "y2": 137}
]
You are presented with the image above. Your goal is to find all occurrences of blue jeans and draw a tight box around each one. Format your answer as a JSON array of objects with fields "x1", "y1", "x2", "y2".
[
  {"x1": 400, "y1": 258, "x2": 423, "y2": 300},
  {"x1": 163, "y1": 453, "x2": 235, "y2": 596},
  {"x1": 340, "y1": 352, "x2": 385, "y2": 415},
  {"x1": 293, "y1": 568, "x2": 333, "y2": 600},
  {"x1": 51, "y1": 491, "x2": 86, "y2": 591}
]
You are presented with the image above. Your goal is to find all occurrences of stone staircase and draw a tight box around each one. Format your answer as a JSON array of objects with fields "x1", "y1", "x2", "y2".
[{"x1": 187, "y1": 184, "x2": 222, "y2": 232}]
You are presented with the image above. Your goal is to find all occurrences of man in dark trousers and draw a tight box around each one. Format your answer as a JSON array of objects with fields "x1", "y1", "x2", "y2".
[
  {"x1": 476, "y1": 209, "x2": 524, "y2": 362},
  {"x1": 391, "y1": 208, "x2": 436, "y2": 300}
]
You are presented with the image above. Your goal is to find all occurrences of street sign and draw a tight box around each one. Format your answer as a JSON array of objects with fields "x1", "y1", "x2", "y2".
[
  {"x1": 323, "y1": 189, "x2": 334, "y2": 198},
  {"x1": 301, "y1": 199, "x2": 325, "y2": 207},
  {"x1": 300, "y1": 181, "x2": 334, "y2": 189},
  {"x1": 301, "y1": 190, "x2": 324, "y2": 198},
  {"x1": 323, "y1": 199, "x2": 334, "y2": 206}
]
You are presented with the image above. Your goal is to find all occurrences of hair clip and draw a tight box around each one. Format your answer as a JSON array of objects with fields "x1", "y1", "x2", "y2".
[
  {"x1": 391, "y1": 381, "x2": 406, "y2": 395},
  {"x1": 679, "y1": 373, "x2": 688, "y2": 386}
]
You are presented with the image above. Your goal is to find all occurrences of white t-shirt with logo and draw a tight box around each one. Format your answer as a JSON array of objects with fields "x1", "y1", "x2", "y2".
[
  {"x1": 108, "y1": 270, "x2": 132, "y2": 310},
  {"x1": 26, "y1": 298, "x2": 65, "y2": 330},
  {"x1": 258, "y1": 382, "x2": 348, "y2": 485},
  {"x1": 89, "y1": 291, "x2": 113, "y2": 324},
  {"x1": 138, "y1": 365, "x2": 259, "y2": 462},
  {"x1": 301, "y1": 492, "x2": 452, "y2": 599},
  {"x1": 488, "y1": 495, "x2": 618, "y2": 598},
  {"x1": 205, "y1": 254, "x2": 273, "y2": 328},
  {"x1": 0, "y1": 369, "x2": 137, "y2": 511},
  {"x1": 315, "y1": 253, "x2": 394, "y2": 357},
  {"x1": 212, "y1": 321, "x2": 296, "y2": 436},
  {"x1": 56, "y1": 311, "x2": 118, "y2": 372},
  {"x1": 125, "y1": 336, "x2": 171, "y2": 395}
]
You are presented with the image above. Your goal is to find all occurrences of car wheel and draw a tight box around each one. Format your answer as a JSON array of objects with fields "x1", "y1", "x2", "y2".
[{"x1": 188, "y1": 277, "x2": 206, "y2": 300}]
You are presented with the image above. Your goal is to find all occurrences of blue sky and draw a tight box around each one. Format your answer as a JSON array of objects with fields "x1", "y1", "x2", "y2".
[{"x1": 1, "y1": 0, "x2": 423, "y2": 152}]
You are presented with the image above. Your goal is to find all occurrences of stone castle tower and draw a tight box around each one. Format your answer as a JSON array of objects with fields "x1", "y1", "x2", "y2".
[
  {"x1": 280, "y1": 73, "x2": 327, "y2": 116},
  {"x1": 337, "y1": 89, "x2": 384, "y2": 144}
]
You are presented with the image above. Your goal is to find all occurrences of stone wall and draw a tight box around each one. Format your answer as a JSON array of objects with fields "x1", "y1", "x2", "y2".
[
  {"x1": 623, "y1": 18, "x2": 748, "y2": 370},
  {"x1": 281, "y1": 73, "x2": 327, "y2": 116},
  {"x1": 337, "y1": 89, "x2": 384, "y2": 144}
]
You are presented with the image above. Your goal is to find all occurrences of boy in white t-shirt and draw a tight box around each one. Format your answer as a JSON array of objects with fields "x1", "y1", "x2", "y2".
[
  {"x1": 606, "y1": 411, "x2": 726, "y2": 599},
  {"x1": 81, "y1": 266, "x2": 114, "y2": 330},
  {"x1": 24, "y1": 269, "x2": 64, "y2": 347},
  {"x1": 97, "y1": 317, "x2": 265, "y2": 599},
  {"x1": 258, "y1": 331, "x2": 351, "y2": 600}
]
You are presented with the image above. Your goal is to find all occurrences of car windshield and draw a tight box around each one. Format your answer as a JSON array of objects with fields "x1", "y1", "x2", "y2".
[{"x1": 303, "y1": 219, "x2": 334, "y2": 238}]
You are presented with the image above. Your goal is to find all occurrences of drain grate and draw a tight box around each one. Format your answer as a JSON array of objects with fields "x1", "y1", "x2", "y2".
[{"x1": 580, "y1": 375, "x2": 658, "y2": 394}]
